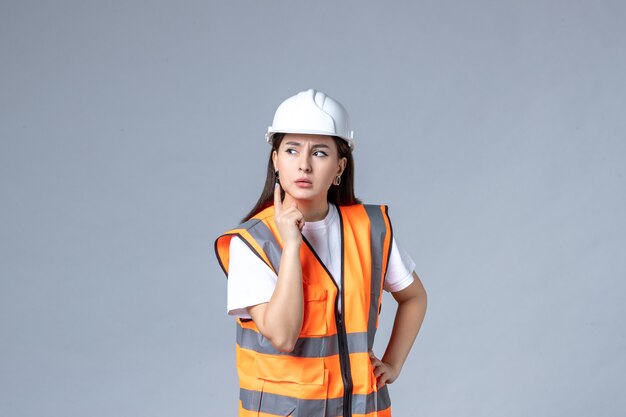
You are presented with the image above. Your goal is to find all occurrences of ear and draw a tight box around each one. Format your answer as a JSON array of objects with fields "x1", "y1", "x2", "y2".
[
  {"x1": 337, "y1": 157, "x2": 347, "y2": 176},
  {"x1": 272, "y1": 150, "x2": 278, "y2": 172}
]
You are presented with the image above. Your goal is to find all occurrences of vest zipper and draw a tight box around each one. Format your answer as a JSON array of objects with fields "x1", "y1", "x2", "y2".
[
  {"x1": 336, "y1": 210, "x2": 353, "y2": 417},
  {"x1": 303, "y1": 237, "x2": 354, "y2": 416},
  {"x1": 335, "y1": 308, "x2": 353, "y2": 417}
]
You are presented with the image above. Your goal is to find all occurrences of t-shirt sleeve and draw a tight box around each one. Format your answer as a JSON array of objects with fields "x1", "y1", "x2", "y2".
[
  {"x1": 227, "y1": 236, "x2": 278, "y2": 319},
  {"x1": 383, "y1": 236, "x2": 416, "y2": 293}
]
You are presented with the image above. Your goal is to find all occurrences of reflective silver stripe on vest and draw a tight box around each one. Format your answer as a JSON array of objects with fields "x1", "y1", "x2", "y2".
[
  {"x1": 363, "y1": 204, "x2": 390, "y2": 351},
  {"x1": 237, "y1": 218, "x2": 262, "y2": 231},
  {"x1": 240, "y1": 386, "x2": 392, "y2": 416},
  {"x1": 239, "y1": 218, "x2": 283, "y2": 273},
  {"x1": 237, "y1": 326, "x2": 369, "y2": 357}
]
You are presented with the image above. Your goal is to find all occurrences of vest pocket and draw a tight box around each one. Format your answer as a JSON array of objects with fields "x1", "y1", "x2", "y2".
[
  {"x1": 300, "y1": 287, "x2": 328, "y2": 336},
  {"x1": 254, "y1": 360, "x2": 329, "y2": 417},
  {"x1": 253, "y1": 355, "x2": 325, "y2": 385}
]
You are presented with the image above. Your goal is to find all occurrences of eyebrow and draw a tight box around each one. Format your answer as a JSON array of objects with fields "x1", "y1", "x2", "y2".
[{"x1": 284, "y1": 141, "x2": 330, "y2": 149}]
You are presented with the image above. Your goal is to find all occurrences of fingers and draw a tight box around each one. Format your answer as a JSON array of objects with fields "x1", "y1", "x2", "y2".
[
  {"x1": 273, "y1": 188, "x2": 304, "y2": 244},
  {"x1": 273, "y1": 182, "x2": 282, "y2": 214},
  {"x1": 369, "y1": 350, "x2": 380, "y2": 367},
  {"x1": 369, "y1": 351, "x2": 391, "y2": 389},
  {"x1": 291, "y1": 202, "x2": 305, "y2": 231},
  {"x1": 274, "y1": 188, "x2": 303, "y2": 230},
  {"x1": 369, "y1": 351, "x2": 384, "y2": 377}
]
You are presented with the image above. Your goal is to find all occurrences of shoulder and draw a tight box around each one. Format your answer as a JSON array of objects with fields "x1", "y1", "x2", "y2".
[
  {"x1": 245, "y1": 205, "x2": 275, "y2": 226},
  {"x1": 337, "y1": 203, "x2": 392, "y2": 219},
  {"x1": 220, "y1": 205, "x2": 276, "y2": 236},
  {"x1": 335, "y1": 204, "x2": 394, "y2": 237},
  {"x1": 337, "y1": 202, "x2": 390, "y2": 211}
]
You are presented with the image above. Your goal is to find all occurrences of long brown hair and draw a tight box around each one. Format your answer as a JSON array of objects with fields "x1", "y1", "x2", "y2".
[{"x1": 241, "y1": 133, "x2": 361, "y2": 222}]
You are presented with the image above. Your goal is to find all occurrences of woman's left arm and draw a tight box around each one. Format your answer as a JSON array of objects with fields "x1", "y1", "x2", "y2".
[{"x1": 370, "y1": 271, "x2": 428, "y2": 389}]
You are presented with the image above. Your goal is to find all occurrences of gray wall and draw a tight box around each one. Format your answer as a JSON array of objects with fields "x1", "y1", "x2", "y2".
[{"x1": 1, "y1": 1, "x2": 624, "y2": 416}]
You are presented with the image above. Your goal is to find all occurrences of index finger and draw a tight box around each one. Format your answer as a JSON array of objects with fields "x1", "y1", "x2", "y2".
[{"x1": 273, "y1": 182, "x2": 282, "y2": 213}]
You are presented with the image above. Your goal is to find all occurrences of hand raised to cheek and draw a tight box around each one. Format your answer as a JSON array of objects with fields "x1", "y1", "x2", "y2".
[{"x1": 273, "y1": 182, "x2": 304, "y2": 247}]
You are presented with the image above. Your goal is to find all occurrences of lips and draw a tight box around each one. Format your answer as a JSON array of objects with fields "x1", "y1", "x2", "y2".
[{"x1": 295, "y1": 177, "x2": 313, "y2": 188}]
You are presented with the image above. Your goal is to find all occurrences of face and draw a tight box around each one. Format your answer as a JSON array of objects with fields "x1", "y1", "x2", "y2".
[{"x1": 272, "y1": 134, "x2": 347, "y2": 203}]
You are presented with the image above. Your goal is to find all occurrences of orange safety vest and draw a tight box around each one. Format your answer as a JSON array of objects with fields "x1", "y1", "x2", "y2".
[{"x1": 215, "y1": 204, "x2": 394, "y2": 417}]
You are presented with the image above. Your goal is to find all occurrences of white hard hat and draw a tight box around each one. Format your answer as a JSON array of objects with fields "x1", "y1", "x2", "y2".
[{"x1": 266, "y1": 88, "x2": 355, "y2": 150}]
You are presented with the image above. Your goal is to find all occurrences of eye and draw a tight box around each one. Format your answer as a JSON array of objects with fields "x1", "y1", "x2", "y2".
[
  {"x1": 313, "y1": 150, "x2": 328, "y2": 157},
  {"x1": 285, "y1": 148, "x2": 297, "y2": 155}
]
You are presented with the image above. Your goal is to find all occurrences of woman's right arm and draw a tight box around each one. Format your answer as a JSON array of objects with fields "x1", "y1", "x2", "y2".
[{"x1": 247, "y1": 183, "x2": 304, "y2": 352}]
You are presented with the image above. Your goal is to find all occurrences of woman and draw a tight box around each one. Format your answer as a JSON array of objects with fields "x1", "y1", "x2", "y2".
[{"x1": 215, "y1": 89, "x2": 427, "y2": 417}]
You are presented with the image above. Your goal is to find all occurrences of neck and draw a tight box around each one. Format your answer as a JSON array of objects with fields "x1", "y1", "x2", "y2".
[{"x1": 282, "y1": 194, "x2": 329, "y2": 222}]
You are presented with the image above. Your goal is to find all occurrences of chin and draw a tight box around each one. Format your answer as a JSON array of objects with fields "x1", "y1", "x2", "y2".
[{"x1": 286, "y1": 188, "x2": 322, "y2": 202}]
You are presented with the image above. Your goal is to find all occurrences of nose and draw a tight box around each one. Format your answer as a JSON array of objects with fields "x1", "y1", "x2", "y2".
[{"x1": 298, "y1": 153, "x2": 312, "y2": 173}]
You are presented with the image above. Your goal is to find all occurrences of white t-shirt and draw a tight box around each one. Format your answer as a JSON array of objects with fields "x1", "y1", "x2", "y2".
[{"x1": 227, "y1": 203, "x2": 416, "y2": 319}]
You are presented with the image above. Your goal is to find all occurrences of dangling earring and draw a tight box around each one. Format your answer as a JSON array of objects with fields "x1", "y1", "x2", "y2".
[{"x1": 334, "y1": 175, "x2": 341, "y2": 186}]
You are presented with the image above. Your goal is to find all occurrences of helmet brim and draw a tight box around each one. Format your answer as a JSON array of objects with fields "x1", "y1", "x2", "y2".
[{"x1": 266, "y1": 129, "x2": 355, "y2": 150}]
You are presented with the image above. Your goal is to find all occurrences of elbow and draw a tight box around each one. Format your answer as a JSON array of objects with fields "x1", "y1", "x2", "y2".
[
  {"x1": 270, "y1": 336, "x2": 298, "y2": 353},
  {"x1": 261, "y1": 314, "x2": 303, "y2": 353}
]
